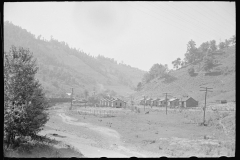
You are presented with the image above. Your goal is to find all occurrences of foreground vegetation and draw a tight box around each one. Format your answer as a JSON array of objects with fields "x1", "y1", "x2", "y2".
[
  {"x1": 4, "y1": 134, "x2": 84, "y2": 158},
  {"x1": 4, "y1": 46, "x2": 50, "y2": 156}
]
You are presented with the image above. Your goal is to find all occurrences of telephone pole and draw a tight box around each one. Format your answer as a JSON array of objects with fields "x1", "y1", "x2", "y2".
[
  {"x1": 70, "y1": 87, "x2": 73, "y2": 110},
  {"x1": 143, "y1": 95, "x2": 146, "y2": 111},
  {"x1": 163, "y1": 93, "x2": 171, "y2": 115},
  {"x1": 200, "y1": 87, "x2": 213, "y2": 125}
]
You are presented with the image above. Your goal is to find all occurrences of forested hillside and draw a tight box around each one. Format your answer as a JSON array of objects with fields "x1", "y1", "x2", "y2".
[
  {"x1": 134, "y1": 37, "x2": 235, "y2": 104},
  {"x1": 4, "y1": 21, "x2": 146, "y2": 98}
]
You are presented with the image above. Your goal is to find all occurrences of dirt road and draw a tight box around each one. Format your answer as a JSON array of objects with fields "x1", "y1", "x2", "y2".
[
  {"x1": 58, "y1": 113, "x2": 148, "y2": 157},
  {"x1": 40, "y1": 111, "x2": 152, "y2": 157}
]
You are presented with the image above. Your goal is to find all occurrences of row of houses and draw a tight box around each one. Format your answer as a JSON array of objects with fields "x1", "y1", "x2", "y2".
[
  {"x1": 139, "y1": 96, "x2": 198, "y2": 108},
  {"x1": 99, "y1": 97, "x2": 127, "y2": 108}
]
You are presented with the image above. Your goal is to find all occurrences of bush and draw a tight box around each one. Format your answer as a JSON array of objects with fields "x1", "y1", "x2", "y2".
[
  {"x1": 203, "y1": 56, "x2": 214, "y2": 72},
  {"x1": 188, "y1": 67, "x2": 195, "y2": 76},
  {"x1": 4, "y1": 46, "x2": 49, "y2": 148}
]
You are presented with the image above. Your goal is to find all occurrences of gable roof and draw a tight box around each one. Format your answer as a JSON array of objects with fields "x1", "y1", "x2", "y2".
[
  {"x1": 152, "y1": 98, "x2": 160, "y2": 101},
  {"x1": 169, "y1": 98, "x2": 179, "y2": 101},
  {"x1": 180, "y1": 96, "x2": 196, "y2": 101},
  {"x1": 146, "y1": 98, "x2": 153, "y2": 101}
]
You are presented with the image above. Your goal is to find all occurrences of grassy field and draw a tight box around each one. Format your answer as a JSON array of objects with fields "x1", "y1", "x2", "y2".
[{"x1": 66, "y1": 103, "x2": 235, "y2": 157}]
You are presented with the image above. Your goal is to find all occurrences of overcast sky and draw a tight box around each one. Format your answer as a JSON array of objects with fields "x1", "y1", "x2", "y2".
[{"x1": 4, "y1": 2, "x2": 235, "y2": 71}]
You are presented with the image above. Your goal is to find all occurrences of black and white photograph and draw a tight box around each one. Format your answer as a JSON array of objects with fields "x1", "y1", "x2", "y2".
[{"x1": 4, "y1": 1, "x2": 235, "y2": 158}]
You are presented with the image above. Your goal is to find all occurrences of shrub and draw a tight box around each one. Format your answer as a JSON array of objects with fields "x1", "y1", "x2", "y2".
[
  {"x1": 188, "y1": 67, "x2": 195, "y2": 76},
  {"x1": 203, "y1": 56, "x2": 214, "y2": 72}
]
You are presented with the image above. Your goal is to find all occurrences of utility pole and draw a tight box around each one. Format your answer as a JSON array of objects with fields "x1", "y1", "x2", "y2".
[
  {"x1": 143, "y1": 95, "x2": 146, "y2": 111},
  {"x1": 93, "y1": 87, "x2": 96, "y2": 96},
  {"x1": 200, "y1": 87, "x2": 213, "y2": 125},
  {"x1": 163, "y1": 93, "x2": 171, "y2": 115},
  {"x1": 70, "y1": 87, "x2": 73, "y2": 110}
]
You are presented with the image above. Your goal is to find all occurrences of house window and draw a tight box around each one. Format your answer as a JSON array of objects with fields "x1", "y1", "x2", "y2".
[
  {"x1": 116, "y1": 102, "x2": 117, "y2": 105},
  {"x1": 120, "y1": 103, "x2": 122, "y2": 107}
]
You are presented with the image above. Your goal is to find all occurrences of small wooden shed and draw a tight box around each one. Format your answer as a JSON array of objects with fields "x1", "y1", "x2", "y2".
[{"x1": 180, "y1": 97, "x2": 198, "y2": 107}]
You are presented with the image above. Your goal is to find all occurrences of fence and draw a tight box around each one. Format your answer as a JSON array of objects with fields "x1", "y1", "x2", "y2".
[
  {"x1": 76, "y1": 109, "x2": 123, "y2": 117},
  {"x1": 48, "y1": 98, "x2": 72, "y2": 103}
]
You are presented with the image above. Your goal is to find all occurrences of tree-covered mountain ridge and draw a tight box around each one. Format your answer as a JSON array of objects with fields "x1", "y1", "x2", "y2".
[{"x1": 4, "y1": 21, "x2": 146, "y2": 98}]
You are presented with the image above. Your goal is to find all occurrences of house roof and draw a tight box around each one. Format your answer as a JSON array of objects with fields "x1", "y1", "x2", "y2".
[
  {"x1": 180, "y1": 96, "x2": 196, "y2": 101},
  {"x1": 159, "y1": 99, "x2": 165, "y2": 102},
  {"x1": 146, "y1": 98, "x2": 153, "y2": 100},
  {"x1": 169, "y1": 98, "x2": 179, "y2": 101},
  {"x1": 111, "y1": 98, "x2": 126, "y2": 102}
]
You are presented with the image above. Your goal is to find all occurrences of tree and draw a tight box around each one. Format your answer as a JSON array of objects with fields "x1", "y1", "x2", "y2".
[
  {"x1": 148, "y1": 63, "x2": 168, "y2": 80},
  {"x1": 185, "y1": 40, "x2": 198, "y2": 63},
  {"x1": 142, "y1": 72, "x2": 151, "y2": 83},
  {"x1": 136, "y1": 82, "x2": 142, "y2": 91},
  {"x1": 203, "y1": 55, "x2": 214, "y2": 72},
  {"x1": 164, "y1": 64, "x2": 169, "y2": 73},
  {"x1": 188, "y1": 67, "x2": 195, "y2": 76},
  {"x1": 172, "y1": 58, "x2": 181, "y2": 69},
  {"x1": 149, "y1": 64, "x2": 163, "y2": 79},
  {"x1": 4, "y1": 46, "x2": 49, "y2": 148},
  {"x1": 218, "y1": 42, "x2": 226, "y2": 50},
  {"x1": 224, "y1": 39, "x2": 230, "y2": 48},
  {"x1": 229, "y1": 35, "x2": 236, "y2": 45},
  {"x1": 209, "y1": 40, "x2": 217, "y2": 52},
  {"x1": 198, "y1": 41, "x2": 210, "y2": 53},
  {"x1": 197, "y1": 42, "x2": 210, "y2": 61}
]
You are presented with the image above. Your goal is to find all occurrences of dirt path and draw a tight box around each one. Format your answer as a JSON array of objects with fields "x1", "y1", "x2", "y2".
[
  {"x1": 42, "y1": 112, "x2": 150, "y2": 157},
  {"x1": 40, "y1": 129, "x2": 128, "y2": 157}
]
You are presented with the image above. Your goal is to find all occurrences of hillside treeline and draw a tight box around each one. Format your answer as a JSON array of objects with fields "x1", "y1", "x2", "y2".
[
  {"x1": 4, "y1": 21, "x2": 145, "y2": 98},
  {"x1": 137, "y1": 35, "x2": 236, "y2": 90}
]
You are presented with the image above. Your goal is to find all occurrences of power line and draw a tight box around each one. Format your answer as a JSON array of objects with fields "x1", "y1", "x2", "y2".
[
  {"x1": 181, "y1": 2, "x2": 234, "y2": 35},
  {"x1": 215, "y1": 3, "x2": 235, "y2": 18},
  {"x1": 198, "y1": 2, "x2": 235, "y2": 28},
  {"x1": 140, "y1": 2, "x2": 213, "y2": 39},
  {"x1": 141, "y1": 3, "x2": 210, "y2": 37},
  {"x1": 161, "y1": 2, "x2": 231, "y2": 37},
  {"x1": 123, "y1": 2, "x2": 205, "y2": 40},
  {"x1": 145, "y1": 2, "x2": 229, "y2": 42}
]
